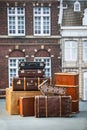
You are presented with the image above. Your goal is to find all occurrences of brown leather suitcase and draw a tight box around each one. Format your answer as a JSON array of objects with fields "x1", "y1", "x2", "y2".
[
  {"x1": 12, "y1": 77, "x2": 25, "y2": 91},
  {"x1": 12, "y1": 77, "x2": 39, "y2": 91},
  {"x1": 26, "y1": 78, "x2": 39, "y2": 91},
  {"x1": 19, "y1": 96, "x2": 34, "y2": 116},
  {"x1": 18, "y1": 69, "x2": 45, "y2": 78},
  {"x1": 72, "y1": 100, "x2": 79, "y2": 113},
  {"x1": 55, "y1": 73, "x2": 79, "y2": 86},
  {"x1": 35, "y1": 95, "x2": 72, "y2": 117},
  {"x1": 26, "y1": 77, "x2": 51, "y2": 91},
  {"x1": 55, "y1": 86, "x2": 79, "y2": 113},
  {"x1": 12, "y1": 77, "x2": 50, "y2": 91},
  {"x1": 66, "y1": 87, "x2": 79, "y2": 100}
]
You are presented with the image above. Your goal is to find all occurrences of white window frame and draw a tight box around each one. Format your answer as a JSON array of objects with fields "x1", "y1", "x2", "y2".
[
  {"x1": 83, "y1": 8, "x2": 87, "y2": 26},
  {"x1": 74, "y1": 0, "x2": 81, "y2": 12},
  {"x1": 7, "y1": 7, "x2": 25, "y2": 36},
  {"x1": 83, "y1": 42, "x2": 87, "y2": 61},
  {"x1": 33, "y1": 7, "x2": 51, "y2": 36},
  {"x1": 34, "y1": 57, "x2": 51, "y2": 77},
  {"x1": 83, "y1": 72, "x2": 87, "y2": 100},
  {"x1": 64, "y1": 41, "x2": 77, "y2": 61},
  {"x1": 8, "y1": 57, "x2": 25, "y2": 87}
]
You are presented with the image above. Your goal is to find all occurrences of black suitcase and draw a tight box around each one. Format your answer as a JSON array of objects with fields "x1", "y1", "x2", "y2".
[{"x1": 19, "y1": 62, "x2": 45, "y2": 70}]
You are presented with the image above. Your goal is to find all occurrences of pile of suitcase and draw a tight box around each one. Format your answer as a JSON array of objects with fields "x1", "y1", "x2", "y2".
[
  {"x1": 12, "y1": 61, "x2": 50, "y2": 91},
  {"x1": 8, "y1": 62, "x2": 79, "y2": 117}
]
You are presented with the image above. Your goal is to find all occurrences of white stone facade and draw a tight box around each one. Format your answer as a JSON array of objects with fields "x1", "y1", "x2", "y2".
[{"x1": 61, "y1": 26, "x2": 87, "y2": 100}]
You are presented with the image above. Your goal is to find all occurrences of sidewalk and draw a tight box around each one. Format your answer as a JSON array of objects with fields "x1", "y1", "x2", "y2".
[{"x1": 0, "y1": 99, "x2": 87, "y2": 130}]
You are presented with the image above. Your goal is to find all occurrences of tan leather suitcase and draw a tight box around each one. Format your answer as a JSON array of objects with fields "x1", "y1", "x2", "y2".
[
  {"x1": 6, "y1": 88, "x2": 42, "y2": 115},
  {"x1": 35, "y1": 95, "x2": 72, "y2": 117},
  {"x1": 19, "y1": 96, "x2": 34, "y2": 116}
]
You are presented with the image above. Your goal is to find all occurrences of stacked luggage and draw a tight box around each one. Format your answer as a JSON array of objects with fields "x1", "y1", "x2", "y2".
[
  {"x1": 6, "y1": 62, "x2": 79, "y2": 117},
  {"x1": 54, "y1": 73, "x2": 79, "y2": 114},
  {"x1": 12, "y1": 61, "x2": 50, "y2": 91}
]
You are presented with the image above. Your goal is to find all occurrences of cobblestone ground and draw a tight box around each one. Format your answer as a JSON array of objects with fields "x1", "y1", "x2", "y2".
[{"x1": 0, "y1": 99, "x2": 87, "y2": 130}]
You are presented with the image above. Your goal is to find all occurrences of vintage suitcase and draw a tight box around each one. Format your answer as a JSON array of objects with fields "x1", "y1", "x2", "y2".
[
  {"x1": 12, "y1": 77, "x2": 50, "y2": 91},
  {"x1": 18, "y1": 69, "x2": 45, "y2": 78},
  {"x1": 38, "y1": 80, "x2": 67, "y2": 96},
  {"x1": 19, "y1": 96, "x2": 34, "y2": 116},
  {"x1": 55, "y1": 86, "x2": 79, "y2": 100},
  {"x1": 6, "y1": 88, "x2": 42, "y2": 115},
  {"x1": 26, "y1": 78, "x2": 39, "y2": 91},
  {"x1": 55, "y1": 73, "x2": 79, "y2": 86},
  {"x1": 72, "y1": 100, "x2": 79, "y2": 113},
  {"x1": 12, "y1": 77, "x2": 25, "y2": 91},
  {"x1": 66, "y1": 86, "x2": 79, "y2": 100},
  {"x1": 12, "y1": 77, "x2": 39, "y2": 91},
  {"x1": 35, "y1": 95, "x2": 72, "y2": 117},
  {"x1": 19, "y1": 61, "x2": 45, "y2": 70}
]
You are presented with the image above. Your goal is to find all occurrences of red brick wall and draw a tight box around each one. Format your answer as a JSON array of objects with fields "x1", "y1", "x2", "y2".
[
  {"x1": 0, "y1": 1, "x2": 60, "y2": 35},
  {"x1": 0, "y1": 1, "x2": 61, "y2": 93}
]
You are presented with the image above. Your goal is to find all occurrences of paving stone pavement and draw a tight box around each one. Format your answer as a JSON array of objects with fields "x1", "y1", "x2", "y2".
[{"x1": 0, "y1": 99, "x2": 87, "y2": 130}]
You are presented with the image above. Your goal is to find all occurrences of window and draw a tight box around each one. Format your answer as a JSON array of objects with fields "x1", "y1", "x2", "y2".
[
  {"x1": 83, "y1": 42, "x2": 87, "y2": 61},
  {"x1": 8, "y1": 7, "x2": 25, "y2": 36},
  {"x1": 34, "y1": 7, "x2": 50, "y2": 36},
  {"x1": 83, "y1": 72, "x2": 87, "y2": 100},
  {"x1": 64, "y1": 41, "x2": 77, "y2": 61},
  {"x1": 83, "y1": 8, "x2": 87, "y2": 26},
  {"x1": 9, "y1": 57, "x2": 25, "y2": 87},
  {"x1": 74, "y1": 0, "x2": 81, "y2": 12},
  {"x1": 34, "y1": 57, "x2": 51, "y2": 77}
]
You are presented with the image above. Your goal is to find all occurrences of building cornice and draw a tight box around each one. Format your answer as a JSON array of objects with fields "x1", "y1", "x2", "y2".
[
  {"x1": 61, "y1": 26, "x2": 87, "y2": 30},
  {"x1": 0, "y1": 35, "x2": 61, "y2": 39}
]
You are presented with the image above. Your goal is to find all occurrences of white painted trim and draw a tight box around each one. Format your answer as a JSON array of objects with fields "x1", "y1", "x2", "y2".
[{"x1": 61, "y1": 26, "x2": 87, "y2": 30}]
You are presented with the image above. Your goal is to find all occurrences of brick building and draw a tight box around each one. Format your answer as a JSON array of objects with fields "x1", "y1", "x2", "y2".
[{"x1": 0, "y1": 0, "x2": 61, "y2": 97}]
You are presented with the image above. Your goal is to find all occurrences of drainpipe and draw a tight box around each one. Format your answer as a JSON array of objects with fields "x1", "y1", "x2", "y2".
[
  {"x1": 58, "y1": 0, "x2": 63, "y2": 72},
  {"x1": 58, "y1": 0, "x2": 63, "y2": 25}
]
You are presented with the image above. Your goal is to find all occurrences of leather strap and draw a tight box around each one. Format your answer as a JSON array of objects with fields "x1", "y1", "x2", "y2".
[
  {"x1": 37, "y1": 96, "x2": 39, "y2": 117},
  {"x1": 60, "y1": 96, "x2": 61, "y2": 117},
  {"x1": 45, "y1": 96, "x2": 48, "y2": 117},
  {"x1": 24, "y1": 77, "x2": 26, "y2": 91}
]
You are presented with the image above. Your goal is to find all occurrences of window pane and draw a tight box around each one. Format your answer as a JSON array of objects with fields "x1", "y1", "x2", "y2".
[
  {"x1": 34, "y1": 17, "x2": 41, "y2": 34},
  {"x1": 8, "y1": 7, "x2": 15, "y2": 14},
  {"x1": 65, "y1": 41, "x2": 77, "y2": 61},
  {"x1": 9, "y1": 58, "x2": 25, "y2": 87},
  {"x1": 34, "y1": 58, "x2": 51, "y2": 77},
  {"x1": 17, "y1": 7, "x2": 24, "y2": 14},
  {"x1": 8, "y1": 7, "x2": 25, "y2": 35},
  {"x1": 34, "y1": 7, "x2": 50, "y2": 35},
  {"x1": 34, "y1": 7, "x2": 41, "y2": 14}
]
